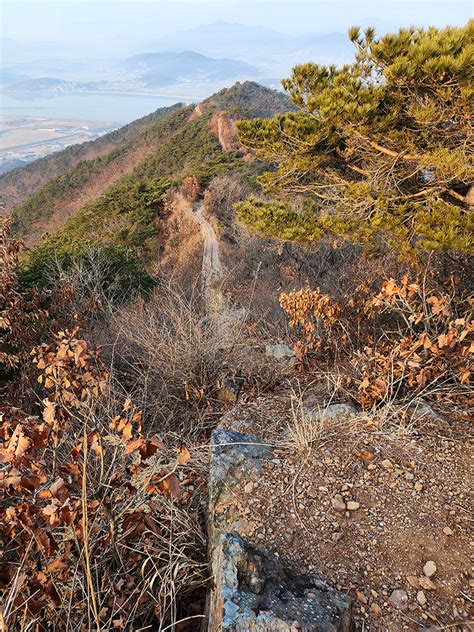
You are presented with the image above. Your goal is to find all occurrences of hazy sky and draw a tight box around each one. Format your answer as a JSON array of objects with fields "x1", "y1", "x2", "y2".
[{"x1": 2, "y1": 1, "x2": 471, "y2": 57}]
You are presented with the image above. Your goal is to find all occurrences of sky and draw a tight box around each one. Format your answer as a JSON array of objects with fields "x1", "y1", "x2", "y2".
[{"x1": 2, "y1": 1, "x2": 471, "y2": 57}]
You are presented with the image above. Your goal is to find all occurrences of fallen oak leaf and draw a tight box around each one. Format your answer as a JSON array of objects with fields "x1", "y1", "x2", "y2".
[
  {"x1": 354, "y1": 448, "x2": 375, "y2": 463},
  {"x1": 6, "y1": 425, "x2": 32, "y2": 461},
  {"x1": 177, "y1": 445, "x2": 191, "y2": 465},
  {"x1": 122, "y1": 423, "x2": 133, "y2": 441},
  {"x1": 43, "y1": 399, "x2": 56, "y2": 425},
  {"x1": 124, "y1": 438, "x2": 144, "y2": 454},
  {"x1": 50, "y1": 477, "x2": 69, "y2": 500},
  {"x1": 159, "y1": 470, "x2": 182, "y2": 500}
]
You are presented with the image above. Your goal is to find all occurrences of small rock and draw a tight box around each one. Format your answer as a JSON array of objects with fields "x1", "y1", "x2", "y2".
[
  {"x1": 371, "y1": 602, "x2": 382, "y2": 616},
  {"x1": 381, "y1": 459, "x2": 394, "y2": 469},
  {"x1": 442, "y1": 526, "x2": 453, "y2": 536},
  {"x1": 417, "y1": 590, "x2": 427, "y2": 606},
  {"x1": 419, "y1": 577, "x2": 436, "y2": 590},
  {"x1": 244, "y1": 481, "x2": 254, "y2": 494},
  {"x1": 265, "y1": 343, "x2": 295, "y2": 360},
  {"x1": 331, "y1": 494, "x2": 346, "y2": 512},
  {"x1": 423, "y1": 560, "x2": 437, "y2": 578},
  {"x1": 304, "y1": 402, "x2": 357, "y2": 423},
  {"x1": 409, "y1": 401, "x2": 445, "y2": 423},
  {"x1": 389, "y1": 589, "x2": 408, "y2": 611},
  {"x1": 356, "y1": 590, "x2": 368, "y2": 604},
  {"x1": 414, "y1": 482, "x2": 423, "y2": 492},
  {"x1": 346, "y1": 501, "x2": 360, "y2": 511},
  {"x1": 407, "y1": 575, "x2": 420, "y2": 589}
]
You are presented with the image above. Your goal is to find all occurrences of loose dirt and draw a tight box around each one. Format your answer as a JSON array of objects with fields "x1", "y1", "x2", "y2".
[{"x1": 220, "y1": 392, "x2": 473, "y2": 631}]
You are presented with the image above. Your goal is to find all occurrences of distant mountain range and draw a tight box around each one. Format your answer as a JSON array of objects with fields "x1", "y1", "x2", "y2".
[
  {"x1": 1, "y1": 49, "x2": 261, "y2": 94},
  {"x1": 123, "y1": 51, "x2": 258, "y2": 87},
  {"x1": 2, "y1": 23, "x2": 357, "y2": 85},
  {"x1": 151, "y1": 21, "x2": 355, "y2": 63}
]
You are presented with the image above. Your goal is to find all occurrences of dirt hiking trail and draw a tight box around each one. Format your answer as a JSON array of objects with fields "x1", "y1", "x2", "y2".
[{"x1": 194, "y1": 202, "x2": 222, "y2": 283}]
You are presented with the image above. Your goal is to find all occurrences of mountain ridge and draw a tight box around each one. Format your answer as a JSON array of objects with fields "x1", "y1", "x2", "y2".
[{"x1": 2, "y1": 81, "x2": 293, "y2": 282}]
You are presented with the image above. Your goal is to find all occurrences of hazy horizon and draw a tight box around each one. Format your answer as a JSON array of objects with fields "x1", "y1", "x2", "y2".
[{"x1": 2, "y1": 1, "x2": 471, "y2": 58}]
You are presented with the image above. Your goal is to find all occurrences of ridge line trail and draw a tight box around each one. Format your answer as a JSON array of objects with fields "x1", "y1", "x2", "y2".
[
  {"x1": 191, "y1": 198, "x2": 225, "y2": 319},
  {"x1": 194, "y1": 201, "x2": 222, "y2": 283},
  {"x1": 177, "y1": 193, "x2": 238, "y2": 323}
]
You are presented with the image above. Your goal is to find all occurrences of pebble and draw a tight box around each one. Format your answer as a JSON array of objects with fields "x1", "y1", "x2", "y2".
[
  {"x1": 370, "y1": 602, "x2": 382, "y2": 616},
  {"x1": 346, "y1": 501, "x2": 360, "y2": 511},
  {"x1": 423, "y1": 560, "x2": 437, "y2": 578},
  {"x1": 417, "y1": 590, "x2": 427, "y2": 606},
  {"x1": 244, "y1": 481, "x2": 254, "y2": 494},
  {"x1": 389, "y1": 589, "x2": 408, "y2": 611},
  {"x1": 442, "y1": 526, "x2": 453, "y2": 536},
  {"x1": 331, "y1": 494, "x2": 346, "y2": 512},
  {"x1": 419, "y1": 577, "x2": 436, "y2": 590},
  {"x1": 414, "y1": 482, "x2": 423, "y2": 492},
  {"x1": 381, "y1": 459, "x2": 394, "y2": 468},
  {"x1": 407, "y1": 575, "x2": 420, "y2": 589}
]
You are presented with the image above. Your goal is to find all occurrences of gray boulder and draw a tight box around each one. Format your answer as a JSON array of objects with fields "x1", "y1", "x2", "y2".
[
  {"x1": 209, "y1": 533, "x2": 353, "y2": 631},
  {"x1": 208, "y1": 428, "x2": 353, "y2": 631},
  {"x1": 303, "y1": 402, "x2": 357, "y2": 423}
]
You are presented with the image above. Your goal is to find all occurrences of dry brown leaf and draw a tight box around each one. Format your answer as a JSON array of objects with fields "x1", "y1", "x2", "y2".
[{"x1": 177, "y1": 446, "x2": 191, "y2": 465}]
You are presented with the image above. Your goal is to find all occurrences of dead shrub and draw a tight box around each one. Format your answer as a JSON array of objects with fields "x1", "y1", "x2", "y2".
[
  {"x1": 112, "y1": 279, "x2": 249, "y2": 432},
  {"x1": 0, "y1": 328, "x2": 208, "y2": 631},
  {"x1": 204, "y1": 173, "x2": 250, "y2": 225},
  {"x1": 280, "y1": 274, "x2": 473, "y2": 409}
]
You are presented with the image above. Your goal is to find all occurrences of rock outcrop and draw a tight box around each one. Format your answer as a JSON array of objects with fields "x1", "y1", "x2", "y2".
[{"x1": 208, "y1": 428, "x2": 353, "y2": 631}]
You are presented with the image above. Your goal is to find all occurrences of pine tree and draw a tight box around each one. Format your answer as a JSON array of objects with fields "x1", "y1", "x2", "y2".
[{"x1": 236, "y1": 22, "x2": 474, "y2": 255}]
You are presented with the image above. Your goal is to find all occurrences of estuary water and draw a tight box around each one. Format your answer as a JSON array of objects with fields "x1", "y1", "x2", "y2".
[{"x1": 0, "y1": 91, "x2": 196, "y2": 123}]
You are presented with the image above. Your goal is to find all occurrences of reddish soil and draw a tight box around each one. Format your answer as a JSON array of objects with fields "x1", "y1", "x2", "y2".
[
  {"x1": 221, "y1": 392, "x2": 473, "y2": 631},
  {"x1": 210, "y1": 112, "x2": 239, "y2": 152}
]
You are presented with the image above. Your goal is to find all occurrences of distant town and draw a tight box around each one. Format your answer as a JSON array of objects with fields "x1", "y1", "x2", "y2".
[{"x1": 0, "y1": 116, "x2": 119, "y2": 174}]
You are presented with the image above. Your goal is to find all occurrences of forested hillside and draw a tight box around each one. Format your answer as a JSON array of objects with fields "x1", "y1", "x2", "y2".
[{"x1": 0, "y1": 104, "x2": 183, "y2": 209}]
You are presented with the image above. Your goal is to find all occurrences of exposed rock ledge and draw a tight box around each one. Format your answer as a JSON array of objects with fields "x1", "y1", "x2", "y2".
[{"x1": 208, "y1": 428, "x2": 353, "y2": 631}]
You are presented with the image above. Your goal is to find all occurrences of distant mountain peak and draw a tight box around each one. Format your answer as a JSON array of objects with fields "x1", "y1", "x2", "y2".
[{"x1": 123, "y1": 50, "x2": 259, "y2": 88}]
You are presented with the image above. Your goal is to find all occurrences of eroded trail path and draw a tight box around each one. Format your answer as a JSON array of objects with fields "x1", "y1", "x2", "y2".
[
  {"x1": 191, "y1": 200, "x2": 227, "y2": 320},
  {"x1": 194, "y1": 202, "x2": 222, "y2": 283}
]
